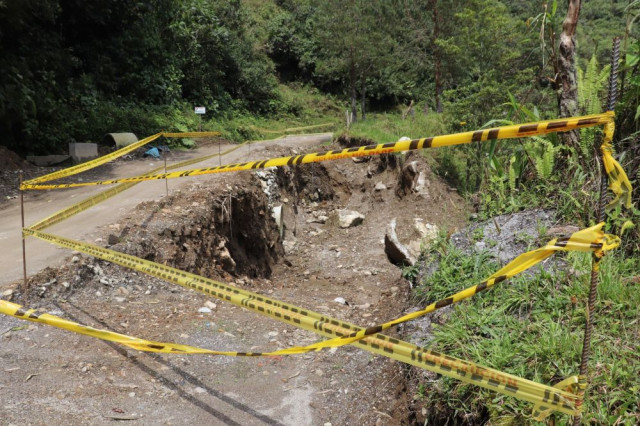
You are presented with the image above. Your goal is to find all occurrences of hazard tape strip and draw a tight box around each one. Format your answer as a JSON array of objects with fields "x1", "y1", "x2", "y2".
[
  {"x1": 249, "y1": 122, "x2": 336, "y2": 134},
  {"x1": 22, "y1": 131, "x2": 221, "y2": 186},
  {"x1": 28, "y1": 136, "x2": 273, "y2": 231},
  {"x1": 20, "y1": 112, "x2": 615, "y2": 190},
  {"x1": 601, "y1": 121, "x2": 632, "y2": 209},
  {"x1": 0, "y1": 299, "x2": 258, "y2": 355},
  {"x1": 267, "y1": 223, "x2": 620, "y2": 353},
  {"x1": 18, "y1": 228, "x2": 581, "y2": 416},
  {"x1": 23, "y1": 133, "x2": 162, "y2": 185}
]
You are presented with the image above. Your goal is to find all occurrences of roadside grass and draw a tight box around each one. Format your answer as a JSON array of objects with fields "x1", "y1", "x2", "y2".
[
  {"x1": 339, "y1": 111, "x2": 448, "y2": 144},
  {"x1": 204, "y1": 83, "x2": 343, "y2": 143},
  {"x1": 411, "y1": 239, "x2": 640, "y2": 425}
]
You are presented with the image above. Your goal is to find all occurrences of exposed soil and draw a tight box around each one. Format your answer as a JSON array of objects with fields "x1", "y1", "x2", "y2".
[{"x1": 1, "y1": 137, "x2": 469, "y2": 425}]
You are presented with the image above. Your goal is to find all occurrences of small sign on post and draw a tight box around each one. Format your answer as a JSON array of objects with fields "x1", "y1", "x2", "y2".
[{"x1": 194, "y1": 107, "x2": 206, "y2": 131}]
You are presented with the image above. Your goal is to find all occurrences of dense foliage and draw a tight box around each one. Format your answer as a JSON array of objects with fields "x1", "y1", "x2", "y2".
[{"x1": 1, "y1": 0, "x2": 637, "y2": 157}]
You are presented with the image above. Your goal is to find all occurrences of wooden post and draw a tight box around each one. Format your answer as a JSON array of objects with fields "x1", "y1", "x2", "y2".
[{"x1": 19, "y1": 172, "x2": 27, "y2": 291}]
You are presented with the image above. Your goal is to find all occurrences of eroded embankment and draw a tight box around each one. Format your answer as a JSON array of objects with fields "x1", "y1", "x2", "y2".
[{"x1": 3, "y1": 139, "x2": 470, "y2": 425}]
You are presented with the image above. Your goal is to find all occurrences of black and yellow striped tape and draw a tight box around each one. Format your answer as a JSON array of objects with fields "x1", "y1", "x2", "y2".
[
  {"x1": 18, "y1": 227, "x2": 581, "y2": 416},
  {"x1": 22, "y1": 131, "x2": 221, "y2": 187},
  {"x1": 28, "y1": 135, "x2": 273, "y2": 231},
  {"x1": 272, "y1": 223, "x2": 620, "y2": 353},
  {"x1": 20, "y1": 112, "x2": 614, "y2": 190}
]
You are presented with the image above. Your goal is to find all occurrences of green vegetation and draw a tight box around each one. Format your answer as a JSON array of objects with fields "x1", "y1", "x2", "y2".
[
  {"x1": 1, "y1": 1, "x2": 639, "y2": 422},
  {"x1": 410, "y1": 238, "x2": 640, "y2": 425}
]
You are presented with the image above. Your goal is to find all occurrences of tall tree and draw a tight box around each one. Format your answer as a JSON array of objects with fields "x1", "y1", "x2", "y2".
[
  {"x1": 311, "y1": 0, "x2": 395, "y2": 121},
  {"x1": 557, "y1": 0, "x2": 582, "y2": 147}
]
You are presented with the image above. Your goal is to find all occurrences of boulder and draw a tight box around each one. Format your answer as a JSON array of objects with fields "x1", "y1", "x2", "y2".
[
  {"x1": 333, "y1": 209, "x2": 365, "y2": 228},
  {"x1": 384, "y1": 218, "x2": 416, "y2": 266}
]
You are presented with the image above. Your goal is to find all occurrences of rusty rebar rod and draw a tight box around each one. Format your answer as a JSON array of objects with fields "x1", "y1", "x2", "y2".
[
  {"x1": 20, "y1": 171, "x2": 27, "y2": 291},
  {"x1": 572, "y1": 36, "x2": 620, "y2": 426}
]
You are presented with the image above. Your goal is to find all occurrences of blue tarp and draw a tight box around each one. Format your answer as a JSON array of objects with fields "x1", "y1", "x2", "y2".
[{"x1": 144, "y1": 147, "x2": 160, "y2": 158}]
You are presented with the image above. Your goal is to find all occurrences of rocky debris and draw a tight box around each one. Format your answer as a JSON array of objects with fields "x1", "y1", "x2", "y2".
[
  {"x1": 255, "y1": 167, "x2": 279, "y2": 204},
  {"x1": 374, "y1": 182, "x2": 387, "y2": 191},
  {"x1": 396, "y1": 161, "x2": 420, "y2": 196},
  {"x1": 451, "y1": 209, "x2": 555, "y2": 265},
  {"x1": 331, "y1": 209, "x2": 365, "y2": 228},
  {"x1": 407, "y1": 219, "x2": 439, "y2": 258},
  {"x1": 333, "y1": 297, "x2": 349, "y2": 306},
  {"x1": 107, "y1": 234, "x2": 119, "y2": 245},
  {"x1": 272, "y1": 205, "x2": 284, "y2": 238},
  {"x1": 217, "y1": 240, "x2": 236, "y2": 273},
  {"x1": 384, "y1": 218, "x2": 416, "y2": 266},
  {"x1": 306, "y1": 209, "x2": 329, "y2": 224},
  {"x1": 546, "y1": 225, "x2": 580, "y2": 237}
]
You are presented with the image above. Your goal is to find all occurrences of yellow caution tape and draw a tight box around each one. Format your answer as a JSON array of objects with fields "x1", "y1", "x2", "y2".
[
  {"x1": 22, "y1": 131, "x2": 221, "y2": 187},
  {"x1": 0, "y1": 299, "x2": 254, "y2": 355},
  {"x1": 18, "y1": 228, "x2": 581, "y2": 416},
  {"x1": 249, "y1": 122, "x2": 336, "y2": 134},
  {"x1": 532, "y1": 376, "x2": 581, "y2": 421},
  {"x1": 23, "y1": 133, "x2": 162, "y2": 185},
  {"x1": 162, "y1": 132, "x2": 222, "y2": 138},
  {"x1": 601, "y1": 120, "x2": 633, "y2": 209},
  {"x1": 20, "y1": 112, "x2": 615, "y2": 190},
  {"x1": 14, "y1": 113, "x2": 631, "y2": 419},
  {"x1": 245, "y1": 223, "x2": 620, "y2": 354},
  {"x1": 29, "y1": 136, "x2": 265, "y2": 231}
]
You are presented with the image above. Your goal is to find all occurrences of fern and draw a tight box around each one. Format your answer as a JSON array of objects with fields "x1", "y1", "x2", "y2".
[
  {"x1": 526, "y1": 137, "x2": 557, "y2": 180},
  {"x1": 577, "y1": 55, "x2": 610, "y2": 163}
]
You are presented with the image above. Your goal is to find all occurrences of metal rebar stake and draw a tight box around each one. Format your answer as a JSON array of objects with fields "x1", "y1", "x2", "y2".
[
  {"x1": 164, "y1": 156, "x2": 168, "y2": 197},
  {"x1": 20, "y1": 171, "x2": 27, "y2": 291},
  {"x1": 572, "y1": 36, "x2": 620, "y2": 426}
]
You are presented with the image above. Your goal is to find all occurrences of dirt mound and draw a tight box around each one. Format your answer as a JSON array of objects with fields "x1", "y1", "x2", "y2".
[
  {"x1": 0, "y1": 146, "x2": 34, "y2": 170},
  {"x1": 110, "y1": 174, "x2": 284, "y2": 280}
]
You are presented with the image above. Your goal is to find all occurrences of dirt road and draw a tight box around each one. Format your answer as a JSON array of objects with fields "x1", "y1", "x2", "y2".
[
  {"x1": 1, "y1": 135, "x2": 468, "y2": 425},
  {"x1": 0, "y1": 135, "x2": 330, "y2": 289}
]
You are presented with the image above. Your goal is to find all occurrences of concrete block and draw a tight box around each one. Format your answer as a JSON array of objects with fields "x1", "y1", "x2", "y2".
[
  {"x1": 26, "y1": 155, "x2": 71, "y2": 166},
  {"x1": 69, "y1": 143, "x2": 98, "y2": 163}
]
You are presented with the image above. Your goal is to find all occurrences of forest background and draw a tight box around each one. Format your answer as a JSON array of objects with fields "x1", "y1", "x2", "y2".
[{"x1": 3, "y1": 0, "x2": 638, "y2": 230}]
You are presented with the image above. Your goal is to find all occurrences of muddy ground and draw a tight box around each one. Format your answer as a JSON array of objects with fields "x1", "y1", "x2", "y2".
[{"x1": 1, "y1": 138, "x2": 468, "y2": 425}]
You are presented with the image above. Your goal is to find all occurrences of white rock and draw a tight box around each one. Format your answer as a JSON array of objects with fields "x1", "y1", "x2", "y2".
[
  {"x1": 204, "y1": 301, "x2": 217, "y2": 310},
  {"x1": 333, "y1": 297, "x2": 349, "y2": 306},
  {"x1": 384, "y1": 218, "x2": 416, "y2": 266},
  {"x1": 114, "y1": 297, "x2": 126, "y2": 303},
  {"x1": 71, "y1": 256, "x2": 79, "y2": 263},
  {"x1": 334, "y1": 209, "x2": 365, "y2": 228},
  {"x1": 198, "y1": 307, "x2": 212, "y2": 314},
  {"x1": 374, "y1": 182, "x2": 387, "y2": 191}
]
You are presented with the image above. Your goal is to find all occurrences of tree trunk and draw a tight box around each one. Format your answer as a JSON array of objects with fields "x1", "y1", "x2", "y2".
[
  {"x1": 361, "y1": 78, "x2": 366, "y2": 121},
  {"x1": 431, "y1": 0, "x2": 443, "y2": 113},
  {"x1": 350, "y1": 47, "x2": 358, "y2": 122},
  {"x1": 557, "y1": 0, "x2": 582, "y2": 148}
]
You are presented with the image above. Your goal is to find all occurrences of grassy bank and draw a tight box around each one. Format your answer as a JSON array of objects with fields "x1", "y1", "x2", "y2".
[{"x1": 409, "y1": 237, "x2": 639, "y2": 425}]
